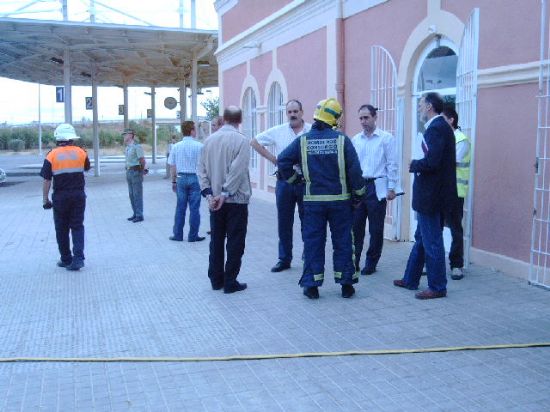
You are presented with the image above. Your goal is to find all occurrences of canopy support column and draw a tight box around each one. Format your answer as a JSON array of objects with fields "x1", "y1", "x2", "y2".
[
  {"x1": 151, "y1": 87, "x2": 157, "y2": 164},
  {"x1": 92, "y1": 64, "x2": 100, "y2": 177}
]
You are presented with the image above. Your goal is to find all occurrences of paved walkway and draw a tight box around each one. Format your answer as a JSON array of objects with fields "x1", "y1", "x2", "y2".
[{"x1": 0, "y1": 164, "x2": 549, "y2": 411}]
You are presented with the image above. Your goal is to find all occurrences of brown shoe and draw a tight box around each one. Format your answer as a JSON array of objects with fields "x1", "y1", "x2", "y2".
[
  {"x1": 415, "y1": 289, "x2": 447, "y2": 300},
  {"x1": 393, "y1": 279, "x2": 418, "y2": 290}
]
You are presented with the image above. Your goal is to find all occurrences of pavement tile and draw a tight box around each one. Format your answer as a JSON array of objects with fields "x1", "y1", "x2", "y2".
[{"x1": 0, "y1": 165, "x2": 549, "y2": 410}]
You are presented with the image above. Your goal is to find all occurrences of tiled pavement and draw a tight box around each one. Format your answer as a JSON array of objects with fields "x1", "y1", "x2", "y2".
[{"x1": 0, "y1": 163, "x2": 549, "y2": 411}]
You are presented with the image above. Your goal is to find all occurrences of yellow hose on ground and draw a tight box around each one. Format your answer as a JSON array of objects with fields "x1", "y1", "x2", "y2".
[{"x1": 1, "y1": 342, "x2": 549, "y2": 363}]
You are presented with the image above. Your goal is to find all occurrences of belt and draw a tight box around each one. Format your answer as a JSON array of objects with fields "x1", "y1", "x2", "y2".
[
  {"x1": 127, "y1": 165, "x2": 141, "y2": 171},
  {"x1": 177, "y1": 172, "x2": 196, "y2": 176},
  {"x1": 364, "y1": 177, "x2": 376, "y2": 183}
]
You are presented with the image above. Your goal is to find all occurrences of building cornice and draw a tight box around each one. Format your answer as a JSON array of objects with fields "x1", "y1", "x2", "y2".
[
  {"x1": 216, "y1": 0, "x2": 385, "y2": 71},
  {"x1": 478, "y1": 61, "x2": 541, "y2": 88},
  {"x1": 216, "y1": 0, "x2": 306, "y2": 55},
  {"x1": 214, "y1": 0, "x2": 238, "y2": 15}
]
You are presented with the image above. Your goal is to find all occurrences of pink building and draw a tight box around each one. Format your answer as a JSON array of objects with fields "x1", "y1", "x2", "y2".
[{"x1": 214, "y1": 0, "x2": 550, "y2": 286}]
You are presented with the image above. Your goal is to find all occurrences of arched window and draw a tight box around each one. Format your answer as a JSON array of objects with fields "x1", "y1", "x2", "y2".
[
  {"x1": 267, "y1": 82, "x2": 284, "y2": 128},
  {"x1": 242, "y1": 87, "x2": 258, "y2": 169},
  {"x1": 416, "y1": 45, "x2": 457, "y2": 93}
]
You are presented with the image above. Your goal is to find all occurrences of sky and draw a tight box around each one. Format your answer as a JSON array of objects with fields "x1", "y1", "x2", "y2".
[{"x1": 0, "y1": 0, "x2": 219, "y2": 125}]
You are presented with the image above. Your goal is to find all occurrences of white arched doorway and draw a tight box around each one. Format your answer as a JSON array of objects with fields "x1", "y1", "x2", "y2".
[{"x1": 410, "y1": 37, "x2": 458, "y2": 245}]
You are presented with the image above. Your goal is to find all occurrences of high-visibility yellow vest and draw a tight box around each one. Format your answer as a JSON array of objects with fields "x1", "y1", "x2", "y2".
[{"x1": 455, "y1": 129, "x2": 470, "y2": 198}]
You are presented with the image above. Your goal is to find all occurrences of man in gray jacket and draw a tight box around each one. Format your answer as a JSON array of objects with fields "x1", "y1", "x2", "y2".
[{"x1": 198, "y1": 106, "x2": 251, "y2": 294}]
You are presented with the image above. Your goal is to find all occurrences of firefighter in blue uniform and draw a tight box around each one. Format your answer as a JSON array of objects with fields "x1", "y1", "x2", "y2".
[
  {"x1": 40, "y1": 123, "x2": 91, "y2": 271},
  {"x1": 278, "y1": 98, "x2": 366, "y2": 299}
]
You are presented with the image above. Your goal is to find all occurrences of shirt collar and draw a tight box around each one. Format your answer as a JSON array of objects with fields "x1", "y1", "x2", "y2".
[
  {"x1": 220, "y1": 124, "x2": 238, "y2": 132},
  {"x1": 288, "y1": 121, "x2": 307, "y2": 135},
  {"x1": 362, "y1": 128, "x2": 381, "y2": 139},
  {"x1": 424, "y1": 114, "x2": 442, "y2": 129}
]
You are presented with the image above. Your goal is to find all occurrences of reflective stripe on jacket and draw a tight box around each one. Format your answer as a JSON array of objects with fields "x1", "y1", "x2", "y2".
[
  {"x1": 278, "y1": 125, "x2": 365, "y2": 202},
  {"x1": 46, "y1": 146, "x2": 88, "y2": 175}
]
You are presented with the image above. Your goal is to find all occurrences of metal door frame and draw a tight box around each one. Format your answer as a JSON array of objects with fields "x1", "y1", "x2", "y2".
[
  {"x1": 456, "y1": 8, "x2": 480, "y2": 270},
  {"x1": 410, "y1": 37, "x2": 458, "y2": 241},
  {"x1": 530, "y1": 0, "x2": 550, "y2": 289},
  {"x1": 370, "y1": 45, "x2": 402, "y2": 240}
]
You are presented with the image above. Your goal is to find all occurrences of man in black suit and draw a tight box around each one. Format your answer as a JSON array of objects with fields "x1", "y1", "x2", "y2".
[{"x1": 394, "y1": 92, "x2": 457, "y2": 299}]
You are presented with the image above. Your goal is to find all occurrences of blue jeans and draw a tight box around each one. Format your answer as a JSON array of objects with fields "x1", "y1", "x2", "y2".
[
  {"x1": 300, "y1": 200, "x2": 357, "y2": 288},
  {"x1": 173, "y1": 173, "x2": 201, "y2": 241},
  {"x1": 275, "y1": 179, "x2": 304, "y2": 264},
  {"x1": 353, "y1": 180, "x2": 386, "y2": 270},
  {"x1": 126, "y1": 169, "x2": 143, "y2": 219},
  {"x1": 403, "y1": 212, "x2": 447, "y2": 292}
]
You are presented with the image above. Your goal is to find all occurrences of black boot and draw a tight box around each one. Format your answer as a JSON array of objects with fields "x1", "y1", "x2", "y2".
[
  {"x1": 341, "y1": 284, "x2": 355, "y2": 298},
  {"x1": 303, "y1": 286, "x2": 319, "y2": 299}
]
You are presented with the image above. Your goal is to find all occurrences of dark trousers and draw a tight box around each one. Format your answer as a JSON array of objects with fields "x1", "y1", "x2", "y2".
[
  {"x1": 275, "y1": 179, "x2": 304, "y2": 264},
  {"x1": 300, "y1": 200, "x2": 357, "y2": 288},
  {"x1": 442, "y1": 197, "x2": 465, "y2": 269},
  {"x1": 208, "y1": 203, "x2": 248, "y2": 289},
  {"x1": 52, "y1": 190, "x2": 86, "y2": 263},
  {"x1": 353, "y1": 180, "x2": 386, "y2": 271},
  {"x1": 403, "y1": 211, "x2": 447, "y2": 292}
]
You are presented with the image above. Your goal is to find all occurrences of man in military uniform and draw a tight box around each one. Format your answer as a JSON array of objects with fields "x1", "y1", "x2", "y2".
[
  {"x1": 40, "y1": 123, "x2": 90, "y2": 271},
  {"x1": 123, "y1": 128, "x2": 147, "y2": 222}
]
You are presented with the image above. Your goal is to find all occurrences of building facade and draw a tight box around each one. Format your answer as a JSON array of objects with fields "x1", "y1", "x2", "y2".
[{"x1": 215, "y1": 0, "x2": 547, "y2": 283}]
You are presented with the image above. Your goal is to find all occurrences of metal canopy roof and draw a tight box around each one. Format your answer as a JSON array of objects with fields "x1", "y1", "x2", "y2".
[{"x1": 0, "y1": 17, "x2": 218, "y2": 88}]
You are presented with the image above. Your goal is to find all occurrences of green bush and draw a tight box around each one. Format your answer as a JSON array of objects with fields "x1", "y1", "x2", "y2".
[
  {"x1": 42, "y1": 130, "x2": 55, "y2": 147},
  {"x1": 8, "y1": 139, "x2": 24, "y2": 151},
  {"x1": 0, "y1": 129, "x2": 10, "y2": 150},
  {"x1": 79, "y1": 135, "x2": 93, "y2": 148}
]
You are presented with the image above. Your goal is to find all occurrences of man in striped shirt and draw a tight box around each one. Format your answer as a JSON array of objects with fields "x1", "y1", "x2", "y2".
[
  {"x1": 351, "y1": 104, "x2": 398, "y2": 276},
  {"x1": 168, "y1": 120, "x2": 205, "y2": 242}
]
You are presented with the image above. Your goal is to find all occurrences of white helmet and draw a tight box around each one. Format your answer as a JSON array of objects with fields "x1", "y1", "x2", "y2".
[{"x1": 54, "y1": 123, "x2": 80, "y2": 141}]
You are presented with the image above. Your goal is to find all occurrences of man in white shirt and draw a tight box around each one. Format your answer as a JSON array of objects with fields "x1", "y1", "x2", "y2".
[
  {"x1": 251, "y1": 100, "x2": 311, "y2": 273},
  {"x1": 168, "y1": 120, "x2": 205, "y2": 242},
  {"x1": 352, "y1": 104, "x2": 398, "y2": 275}
]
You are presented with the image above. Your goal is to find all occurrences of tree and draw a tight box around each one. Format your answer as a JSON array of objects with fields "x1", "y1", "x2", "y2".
[{"x1": 201, "y1": 97, "x2": 220, "y2": 120}]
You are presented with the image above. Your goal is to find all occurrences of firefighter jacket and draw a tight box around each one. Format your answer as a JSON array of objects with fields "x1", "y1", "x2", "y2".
[
  {"x1": 40, "y1": 143, "x2": 91, "y2": 191},
  {"x1": 277, "y1": 122, "x2": 365, "y2": 202}
]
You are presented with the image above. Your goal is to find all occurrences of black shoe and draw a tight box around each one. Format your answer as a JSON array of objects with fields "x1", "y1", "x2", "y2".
[
  {"x1": 341, "y1": 284, "x2": 355, "y2": 298},
  {"x1": 132, "y1": 217, "x2": 144, "y2": 223},
  {"x1": 361, "y1": 266, "x2": 376, "y2": 276},
  {"x1": 271, "y1": 261, "x2": 291, "y2": 272},
  {"x1": 127, "y1": 215, "x2": 136, "y2": 221},
  {"x1": 224, "y1": 281, "x2": 247, "y2": 294},
  {"x1": 189, "y1": 236, "x2": 206, "y2": 242},
  {"x1": 450, "y1": 267, "x2": 464, "y2": 280},
  {"x1": 57, "y1": 260, "x2": 71, "y2": 268},
  {"x1": 303, "y1": 286, "x2": 319, "y2": 299},
  {"x1": 66, "y1": 260, "x2": 84, "y2": 271},
  {"x1": 211, "y1": 283, "x2": 223, "y2": 291},
  {"x1": 169, "y1": 236, "x2": 183, "y2": 241}
]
